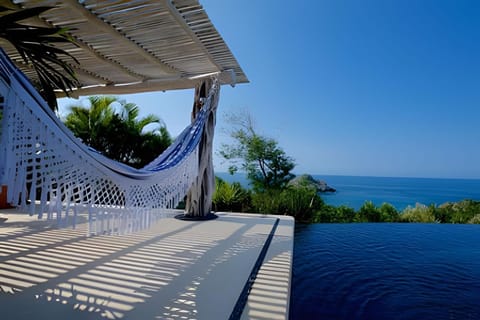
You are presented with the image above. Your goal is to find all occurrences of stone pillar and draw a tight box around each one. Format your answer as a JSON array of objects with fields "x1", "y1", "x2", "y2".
[{"x1": 185, "y1": 78, "x2": 219, "y2": 217}]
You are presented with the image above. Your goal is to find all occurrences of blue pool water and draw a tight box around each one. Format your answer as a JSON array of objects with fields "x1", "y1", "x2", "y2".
[{"x1": 290, "y1": 223, "x2": 480, "y2": 320}]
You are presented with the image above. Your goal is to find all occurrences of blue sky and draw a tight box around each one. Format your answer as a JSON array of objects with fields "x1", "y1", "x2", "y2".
[{"x1": 59, "y1": 0, "x2": 480, "y2": 179}]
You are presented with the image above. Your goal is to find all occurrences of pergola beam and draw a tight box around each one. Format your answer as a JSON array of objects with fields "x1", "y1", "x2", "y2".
[
  {"x1": 62, "y1": 0, "x2": 179, "y2": 77},
  {"x1": 4, "y1": 0, "x2": 247, "y2": 94}
]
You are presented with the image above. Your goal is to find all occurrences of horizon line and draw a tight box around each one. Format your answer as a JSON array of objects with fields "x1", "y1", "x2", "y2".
[{"x1": 214, "y1": 171, "x2": 480, "y2": 181}]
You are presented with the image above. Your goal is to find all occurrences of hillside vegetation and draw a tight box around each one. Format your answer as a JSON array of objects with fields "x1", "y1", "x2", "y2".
[{"x1": 213, "y1": 177, "x2": 480, "y2": 224}]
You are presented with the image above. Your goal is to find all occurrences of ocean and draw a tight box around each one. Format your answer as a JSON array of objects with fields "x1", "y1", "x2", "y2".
[{"x1": 215, "y1": 172, "x2": 480, "y2": 211}]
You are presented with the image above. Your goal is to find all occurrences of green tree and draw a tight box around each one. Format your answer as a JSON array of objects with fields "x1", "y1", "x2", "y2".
[
  {"x1": 314, "y1": 205, "x2": 338, "y2": 223},
  {"x1": 64, "y1": 96, "x2": 171, "y2": 168},
  {"x1": 357, "y1": 201, "x2": 381, "y2": 222},
  {"x1": 110, "y1": 100, "x2": 172, "y2": 167},
  {"x1": 379, "y1": 203, "x2": 400, "y2": 222},
  {"x1": 135, "y1": 126, "x2": 172, "y2": 167},
  {"x1": 0, "y1": 5, "x2": 79, "y2": 110},
  {"x1": 334, "y1": 205, "x2": 357, "y2": 223},
  {"x1": 64, "y1": 96, "x2": 115, "y2": 150},
  {"x1": 219, "y1": 112, "x2": 295, "y2": 192}
]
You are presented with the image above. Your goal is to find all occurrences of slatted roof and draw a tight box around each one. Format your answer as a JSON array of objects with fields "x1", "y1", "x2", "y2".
[{"x1": 1, "y1": 0, "x2": 248, "y2": 96}]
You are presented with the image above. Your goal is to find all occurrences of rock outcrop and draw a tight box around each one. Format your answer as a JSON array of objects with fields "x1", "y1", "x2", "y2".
[{"x1": 288, "y1": 174, "x2": 336, "y2": 193}]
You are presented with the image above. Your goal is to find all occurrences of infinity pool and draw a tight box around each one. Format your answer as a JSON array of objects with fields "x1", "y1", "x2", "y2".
[{"x1": 290, "y1": 223, "x2": 480, "y2": 320}]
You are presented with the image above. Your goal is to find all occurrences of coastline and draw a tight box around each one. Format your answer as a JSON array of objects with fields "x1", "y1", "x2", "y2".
[{"x1": 216, "y1": 172, "x2": 480, "y2": 211}]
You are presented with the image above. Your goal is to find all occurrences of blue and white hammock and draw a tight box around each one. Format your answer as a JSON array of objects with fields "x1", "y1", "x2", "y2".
[{"x1": 0, "y1": 49, "x2": 219, "y2": 234}]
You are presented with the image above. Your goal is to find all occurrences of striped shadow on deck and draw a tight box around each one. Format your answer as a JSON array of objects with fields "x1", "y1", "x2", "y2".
[{"x1": 0, "y1": 210, "x2": 293, "y2": 319}]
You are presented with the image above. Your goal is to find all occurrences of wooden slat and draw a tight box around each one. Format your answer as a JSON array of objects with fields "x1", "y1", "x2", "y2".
[{"x1": 2, "y1": 0, "x2": 248, "y2": 95}]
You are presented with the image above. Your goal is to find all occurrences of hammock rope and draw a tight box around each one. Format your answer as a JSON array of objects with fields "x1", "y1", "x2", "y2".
[{"x1": 0, "y1": 49, "x2": 219, "y2": 234}]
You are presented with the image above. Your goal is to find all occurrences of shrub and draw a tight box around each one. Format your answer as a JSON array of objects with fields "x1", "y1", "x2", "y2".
[
  {"x1": 251, "y1": 185, "x2": 324, "y2": 222},
  {"x1": 251, "y1": 189, "x2": 282, "y2": 215},
  {"x1": 379, "y1": 203, "x2": 400, "y2": 222},
  {"x1": 400, "y1": 204, "x2": 437, "y2": 223},
  {"x1": 438, "y1": 200, "x2": 480, "y2": 223},
  {"x1": 212, "y1": 177, "x2": 251, "y2": 212},
  {"x1": 357, "y1": 201, "x2": 381, "y2": 222},
  {"x1": 334, "y1": 205, "x2": 357, "y2": 222},
  {"x1": 313, "y1": 205, "x2": 356, "y2": 223},
  {"x1": 468, "y1": 214, "x2": 480, "y2": 224},
  {"x1": 313, "y1": 205, "x2": 337, "y2": 223}
]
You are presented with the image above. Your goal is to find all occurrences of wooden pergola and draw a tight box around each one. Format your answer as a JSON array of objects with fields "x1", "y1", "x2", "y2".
[
  {"x1": 1, "y1": 0, "x2": 248, "y2": 95},
  {"x1": 0, "y1": 0, "x2": 248, "y2": 217}
]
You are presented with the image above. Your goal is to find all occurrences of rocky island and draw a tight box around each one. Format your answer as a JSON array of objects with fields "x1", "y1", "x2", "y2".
[{"x1": 288, "y1": 174, "x2": 336, "y2": 193}]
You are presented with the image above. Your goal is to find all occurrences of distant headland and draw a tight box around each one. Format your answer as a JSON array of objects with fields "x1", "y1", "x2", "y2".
[{"x1": 288, "y1": 174, "x2": 336, "y2": 193}]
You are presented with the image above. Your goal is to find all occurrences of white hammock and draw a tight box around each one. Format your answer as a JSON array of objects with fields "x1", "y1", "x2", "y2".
[{"x1": 0, "y1": 49, "x2": 219, "y2": 234}]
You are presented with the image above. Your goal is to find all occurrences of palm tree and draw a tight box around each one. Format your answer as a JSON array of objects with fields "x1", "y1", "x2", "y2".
[
  {"x1": 64, "y1": 96, "x2": 172, "y2": 168},
  {"x1": 0, "y1": 5, "x2": 79, "y2": 110},
  {"x1": 114, "y1": 101, "x2": 172, "y2": 167},
  {"x1": 64, "y1": 96, "x2": 116, "y2": 150}
]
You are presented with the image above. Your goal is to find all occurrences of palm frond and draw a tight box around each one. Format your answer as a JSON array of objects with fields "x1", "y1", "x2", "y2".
[{"x1": 0, "y1": 5, "x2": 79, "y2": 111}]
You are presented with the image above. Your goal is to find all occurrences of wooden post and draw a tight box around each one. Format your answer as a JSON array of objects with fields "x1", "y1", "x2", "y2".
[{"x1": 185, "y1": 79, "x2": 219, "y2": 217}]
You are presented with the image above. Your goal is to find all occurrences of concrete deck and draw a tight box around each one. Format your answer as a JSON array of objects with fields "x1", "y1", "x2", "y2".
[{"x1": 0, "y1": 208, "x2": 293, "y2": 319}]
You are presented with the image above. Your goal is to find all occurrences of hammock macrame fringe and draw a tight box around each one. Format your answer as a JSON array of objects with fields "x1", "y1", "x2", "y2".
[{"x1": 0, "y1": 49, "x2": 219, "y2": 235}]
